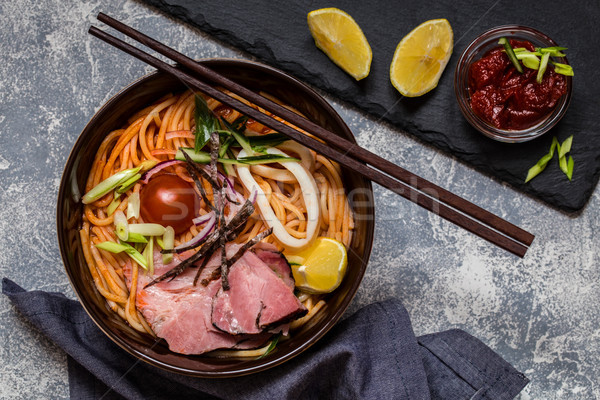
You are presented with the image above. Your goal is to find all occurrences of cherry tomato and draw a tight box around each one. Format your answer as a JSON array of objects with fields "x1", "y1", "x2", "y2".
[{"x1": 140, "y1": 174, "x2": 199, "y2": 234}]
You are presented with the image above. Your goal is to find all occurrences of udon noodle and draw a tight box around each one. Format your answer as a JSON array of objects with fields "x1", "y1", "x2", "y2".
[{"x1": 79, "y1": 89, "x2": 354, "y2": 355}]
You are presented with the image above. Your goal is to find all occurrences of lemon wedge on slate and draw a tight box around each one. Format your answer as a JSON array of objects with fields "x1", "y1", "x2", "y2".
[
  {"x1": 307, "y1": 7, "x2": 372, "y2": 80},
  {"x1": 287, "y1": 237, "x2": 348, "y2": 294},
  {"x1": 390, "y1": 18, "x2": 453, "y2": 97}
]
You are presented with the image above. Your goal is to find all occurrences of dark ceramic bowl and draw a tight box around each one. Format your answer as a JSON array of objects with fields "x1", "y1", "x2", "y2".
[{"x1": 57, "y1": 59, "x2": 375, "y2": 377}]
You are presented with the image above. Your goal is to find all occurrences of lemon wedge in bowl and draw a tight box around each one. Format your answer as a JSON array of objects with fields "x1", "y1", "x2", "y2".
[
  {"x1": 390, "y1": 18, "x2": 453, "y2": 97},
  {"x1": 287, "y1": 237, "x2": 348, "y2": 294},
  {"x1": 307, "y1": 7, "x2": 373, "y2": 80}
]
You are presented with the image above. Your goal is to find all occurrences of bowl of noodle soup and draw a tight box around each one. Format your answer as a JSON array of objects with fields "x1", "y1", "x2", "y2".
[{"x1": 57, "y1": 59, "x2": 375, "y2": 376}]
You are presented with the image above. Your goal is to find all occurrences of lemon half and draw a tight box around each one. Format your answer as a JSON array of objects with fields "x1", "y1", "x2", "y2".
[
  {"x1": 390, "y1": 19, "x2": 453, "y2": 97},
  {"x1": 307, "y1": 8, "x2": 373, "y2": 80},
  {"x1": 287, "y1": 237, "x2": 348, "y2": 294}
]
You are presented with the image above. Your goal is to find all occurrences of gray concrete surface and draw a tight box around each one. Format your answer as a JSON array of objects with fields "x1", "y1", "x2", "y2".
[{"x1": 1, "y1": 1, "x2": 598, "y2": 398}]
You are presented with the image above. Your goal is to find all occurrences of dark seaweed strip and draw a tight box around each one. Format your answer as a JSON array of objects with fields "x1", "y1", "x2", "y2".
[
  {"x1": 145, "y1": 230, "x2": 221, "y2": 288},
  {"x1": 225, "y1": 228, "x2": 273, "y2": 269},
  {"x1": 199, "y1": 227, "x2": 273, "y2": 289},
  {"x1": 192, "y1": 240, "x2": 218, "y2": 286},
  {"x1": 193, "y1": 200, "x2": 254, "y2": 285},
  {"x1": 223, "y1": 179, "x2": 240, "y2": 205},
  {"x1": 151, "y1": 200, "x2": 255, "y2": 286},
  {"x1": 209, "y1": 132, "x2": 220, "y2": 196},
  {"x1": 162, "y1": 200, "x2": 252, "y2": 255},
  {"x1": 181, "y1": 150, "x2": 220, "y2": 188},
  {"x1": 200, "y1": 268, "x2": 222, "y2": 286},
  {"x1": 226, "y1": 200, "x2": 254, "y2": 231},
  {"x1": 183, "y1": 160, "x2": 216, "y2": 213},
  {"x1": 183, "y1": 146, "x2": 240, "y2": 206},
  {"x1": 219, "y1": 232, "x2": 229, "y2": 290}
]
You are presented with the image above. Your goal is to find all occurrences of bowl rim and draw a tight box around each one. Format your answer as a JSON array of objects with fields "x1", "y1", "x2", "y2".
[
  {"x1": 454, "y1": 25, "x2": 573, "y2": 143},
  {"x1": 56, "y1": 57, "x2": 375, "y2": 377}
]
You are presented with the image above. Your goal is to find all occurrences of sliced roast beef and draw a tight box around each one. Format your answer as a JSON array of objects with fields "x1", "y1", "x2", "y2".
[
  {"x1": 124, "y1": 245, "x2": 270, "y2": 355},
  {"x1": 253, "y1": 248, "x2": 295, "y2": 290},
  {"x1": 211, "y1": 250, "x2": 307, "y2": 335}
]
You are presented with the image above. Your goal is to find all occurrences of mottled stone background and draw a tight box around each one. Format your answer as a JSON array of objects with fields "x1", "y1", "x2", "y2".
[{"x1": 0, "y1": 1, "x2": 598, "y2": 399}]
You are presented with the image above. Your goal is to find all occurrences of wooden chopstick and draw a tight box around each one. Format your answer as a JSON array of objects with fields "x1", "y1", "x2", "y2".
[
  {"x1": 89, "y1": 14, "x2": 534, "y2": 257},
  {"x1": 96, "y1": 12, "x2": 534, "y2": 249}
]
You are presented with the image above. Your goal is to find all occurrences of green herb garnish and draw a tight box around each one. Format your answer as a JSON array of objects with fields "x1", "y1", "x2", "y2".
[
  {"x1": 82, "y1": 167, "x2": 140, "y2": 204},
  {"x1": 125, "y1": 232, "x2": 148, "y2": 244},
  {"x1": 142, "y1": 237, "x2": 154, "y2": 275},
  {"x1": 537, "y1": 46, "x2": 567, "y2": 57},
  {"x1": 95, "y1": 241, "x2": 148, "y2": 270},
  {"x1": 176, "y1": 148, "x2": 299, "y2": 165},
  {"x1": 176, "y1": 148, "x2": 248, "y2": 165},
  {"x1": 257, "y1": 334, "x2": 281, "y2": 359},
  {"x1": 566, "y1": 156, "x2": 574, "y2": 180},
  {"x1": 247, "y1": 133, "x2": 289, "y2": 149},
  {"x1": 502, "y1": 43, "x2": 574, "y2": 80},
  {"x1": 81, "y1": 160, "x2": 156, "y2": 204},
  {"x1": 106, "y1": 193, "x2": 121, "y2": 216},
  {"x1": 194, "y1": 95, "x2": 220, "y2": 153},
  {"x1": 116, "y1": 173, "x2": 141, "y2": 194},
  {"x1": 551, "y1": 61, "x2": 574, "y2": 76},
  {"x1": 536, "y1": 52, "x2": 551, "y2": 84},
  {"x1": 237, "y1": 154, "x2": 300, "y2": 164},
  {"x1": 219, "y1": 135, "x2": 235, "y2": 158},
  {"x1": 525, "y1": 136, "x2": 574, "y2": 182},
  {"x1": 222, "y1": 117, "x2": 254, "y2": 156},
  {"x1": 499, "y1": 37, "x2": 523, "y2": 73}
]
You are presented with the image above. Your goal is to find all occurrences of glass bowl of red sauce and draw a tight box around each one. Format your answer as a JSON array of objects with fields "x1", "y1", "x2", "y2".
[{"x1": 455, "y1": 25, "x2": 572, "y2": 143}]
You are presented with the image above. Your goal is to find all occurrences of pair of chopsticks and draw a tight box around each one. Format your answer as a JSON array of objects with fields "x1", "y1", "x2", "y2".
[{"x1": 89, "y1": 13, "x2": 534, "y2": 257}]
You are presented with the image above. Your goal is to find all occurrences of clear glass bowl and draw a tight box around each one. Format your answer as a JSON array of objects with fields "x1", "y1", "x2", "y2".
[{"x1": 454, "y1": 25, "x2": 572, "y2": 143}]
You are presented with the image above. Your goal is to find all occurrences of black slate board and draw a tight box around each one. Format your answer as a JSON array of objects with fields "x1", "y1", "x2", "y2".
[{"x1": 141, "y1": 0, "x2": 600, "y2": 212}]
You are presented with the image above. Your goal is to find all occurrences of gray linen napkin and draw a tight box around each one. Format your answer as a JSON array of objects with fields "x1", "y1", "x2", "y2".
[{"x1": 3, "y1": 278, "x2": 528, "y2": 399}]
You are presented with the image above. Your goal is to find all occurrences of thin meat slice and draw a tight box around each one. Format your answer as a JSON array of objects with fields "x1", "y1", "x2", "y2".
[
  {"x1": 212, "y1": 250, "x2": 307, "y2": 335},
  {"x1": 253, "y1": 248, "x2": 295, "y2": 290},
  {"x1": 124, "y1": 245, "x2": 269, "y2": 355}
]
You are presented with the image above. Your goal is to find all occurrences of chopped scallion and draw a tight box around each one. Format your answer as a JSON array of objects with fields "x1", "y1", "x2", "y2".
[
  {"x1": 559, "y1": 152, "x2": 569, "y2": 175},
  {"x1": 537, "y1": 52, "x2": 551, "y2": 84},
  {"x1": 539, "y1": 46, "x2": 567, "y2": 57},
  {"x1": 558, "y1": 135, "x2": 573, "y2": 158},
  {"x1": 525, "y1": 136, "x2": 575, "y2": 183},
  {"x1": 82, "y1": 166, "x2": 140, "y2": 204},
  {"x1": 116, "y1": 173, "x2": 141, "y2": 194},
  {"x1": 106, "y1": 194, "x2": 121, "y2": 216},
  {"x1": 247, "y1": 133, "x2": 289, "y2": 149},
  {"x1": 566, "y1": 156, "x2": 574, "y2": 180},
  {"x1": 525, "y1": 163, "x2": 547, "y2": 183},
  {"x1": 516, "y1": 53, "x2": 541, "y2": 70},
  {"x1": 237, "y1": 154, "x2": 300, "y2": 164},
  {"x1": 128, "y1": 223, "x2": 166, "y2": 236},
  {"x1": 143, "y1": 237, "x2": 154, "y2": 275},
  {"x1": 499, "y1": 37, "x2": 523, "y2": 73},
  {"x1": 95, "y1": 241, "x2": 148, "y2": 270},
  {"x1": 257, "y1": 334, "x2": 281, "y2": 359},
  {"x1": 175, "y1": 148, "x2": 247, "y2": 165},
  {"x1": 162, "y1": 226, "x2": 175, "y2": 265},
  {"x1": 127, "y1": 192, "x2": 140, "y2": 220},
  {"x1": 126, "y1": 232, "x2": 148, "y2": 244},
  {"x1": 222, "y1": 117, "x2": 254, "y2": 156},
  {"x1": 113, "y1": 211, "x2": 129, "y2": 241},
  {"x1": 551, "y1": 61, "x2": 574, "y2": 76}
]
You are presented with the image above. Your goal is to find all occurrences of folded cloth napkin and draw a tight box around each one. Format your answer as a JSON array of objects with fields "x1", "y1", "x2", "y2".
[{"x1": 3, "y1": 278, "x2": 528, "y2": 400}]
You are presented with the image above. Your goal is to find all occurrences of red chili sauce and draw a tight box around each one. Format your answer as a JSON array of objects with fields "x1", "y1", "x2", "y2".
[{"x1": 468, "y1": 39, "x2": 567, "y2": 130}]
